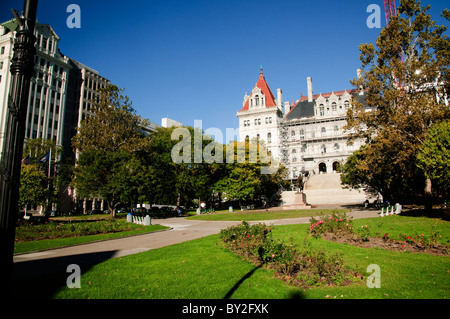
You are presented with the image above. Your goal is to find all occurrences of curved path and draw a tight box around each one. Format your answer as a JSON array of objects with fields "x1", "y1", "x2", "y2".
[{"x1": 12, "y1": 209, "x2": 380, "y2": 279}]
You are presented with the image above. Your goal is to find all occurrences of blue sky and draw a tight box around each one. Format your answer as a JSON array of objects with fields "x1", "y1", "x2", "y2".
[{"x1": 1, "y1": 0, "x2": 448, "y2": 142}]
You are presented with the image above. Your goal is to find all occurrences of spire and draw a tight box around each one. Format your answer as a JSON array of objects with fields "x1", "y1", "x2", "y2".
[{"x1": 238, "y1": 67, "x2": 277, "y2": 112}]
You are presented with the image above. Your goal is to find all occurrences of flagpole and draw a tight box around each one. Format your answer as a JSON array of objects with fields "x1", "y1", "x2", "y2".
[{"x1": 47, "y1": 147, "x2": 51, "y2": 212}]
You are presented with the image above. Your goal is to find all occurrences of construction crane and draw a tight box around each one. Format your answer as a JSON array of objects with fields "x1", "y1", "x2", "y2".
[{"x1": 383, "y1": 0, "x2": 397, "y2": 26}]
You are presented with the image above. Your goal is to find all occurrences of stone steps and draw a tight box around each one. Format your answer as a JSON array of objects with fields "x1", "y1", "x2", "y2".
[{"x1": 282, "y1": 173, "x2": 375, "y2": 205}]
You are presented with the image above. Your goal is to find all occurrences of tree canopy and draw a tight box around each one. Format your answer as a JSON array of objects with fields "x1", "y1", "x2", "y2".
[{"x1": 342, "y1": 0, "x2": 449, "y2": 205}]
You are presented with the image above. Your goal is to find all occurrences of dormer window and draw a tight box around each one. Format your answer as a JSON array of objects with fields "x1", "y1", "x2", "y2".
[
  {"x1": 255, "y1": 95, "x2": 259, "y2": 106},
  {"x1": 345, "y1": 100, "x2": 350, "y2": 110},
  {"x1": 332, "y1": 102, "x2": 337, "y2": 114}
]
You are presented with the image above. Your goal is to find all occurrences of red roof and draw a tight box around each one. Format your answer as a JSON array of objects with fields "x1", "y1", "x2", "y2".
[
  {"x1": 297, "y1": 89, "x2": 359, "y2": 102},
  {"x1": 239, "y1": 68, "x2": 277, "y2": 112}
]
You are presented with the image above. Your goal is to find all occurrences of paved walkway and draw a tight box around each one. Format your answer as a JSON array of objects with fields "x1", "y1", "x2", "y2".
[{"x1": 12, "y1": 209, "x2": 380, "y2": 279}]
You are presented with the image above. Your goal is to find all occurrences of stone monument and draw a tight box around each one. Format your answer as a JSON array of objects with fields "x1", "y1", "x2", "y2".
[{"x1": 281, "y1": 175, "x2": 311, "y2": 210}]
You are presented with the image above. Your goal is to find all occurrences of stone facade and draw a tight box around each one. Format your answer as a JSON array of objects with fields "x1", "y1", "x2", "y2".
[{"x1": 238, "y1": 69, "x2": 372, "y2": 183}]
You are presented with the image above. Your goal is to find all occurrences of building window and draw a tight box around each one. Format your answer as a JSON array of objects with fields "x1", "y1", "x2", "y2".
[
  {"x1": 1, "y1": 46, "x2": 5, "y2": 54},
  {"x1": 332, "y1": 102, "x2": 337, "y2": 114},
  {"x1": 321, "y1": 127, "x2": 326, "y2": 136},
  {"x1": 291, "y1": 130, "x2": 295, "y2": 137},
  {"x1": 258, "y1": 118, "x2": 261, "y2": 125},
  {"x1": 267, "y1": 132, "x2": 271, "y2": 143},
  {"x1": 334, "y1": 143, "x2": 340, "y2": 152},
  {"x1": 299, "y1": 129, "x2": 305, "y2": 140},
  {"x1": 321, "y1": 144, "x2": 327, "y2": 154},
  {"x1": 345, "y1": 100, "x2": 350, "y2": 110},
  {"x1": 319, "y1": 104, "x2": 325, "y2": 116},
  {"x1": 255, "y1": 95, "x2": 259, "y2": 106}
]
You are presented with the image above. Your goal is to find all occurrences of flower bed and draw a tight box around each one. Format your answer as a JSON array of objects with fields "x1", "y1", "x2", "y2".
[
  {"x1": 219, "y1": 221, "x2": 362, "y2": 288},
  {"x1": 309, "y1": 213, "x2": 449, "y2": 256}
]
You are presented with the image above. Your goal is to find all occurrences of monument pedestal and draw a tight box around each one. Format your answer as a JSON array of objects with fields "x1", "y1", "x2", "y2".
[{"x1": 281, "y1": 192, "x2": 311, "y2": 210}]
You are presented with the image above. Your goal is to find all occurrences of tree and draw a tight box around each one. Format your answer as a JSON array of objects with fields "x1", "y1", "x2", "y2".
[
  {"x1": 344, "y1": 0, "x2": 450, "y2": 207},
  {"x1": 416, "y1": 120, "x2": 450, "y2": 197},
  {"x1": 71, "y1": 85, "x2": 152, "y2": 217},
  {"x1": 214, "y1": 139, "x2": 286, "y2": 209},
  {"x1": 18, "y1": 164, "x2": 52, "y2": 213},
  {"x1": 72, "y1": 85, "x2": 150, "y2": 154},
  {"x1": 22, "y1": 138, "x2": 63, "y2": 211}
]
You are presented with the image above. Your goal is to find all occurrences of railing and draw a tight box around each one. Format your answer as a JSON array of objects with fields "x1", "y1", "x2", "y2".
[{"x1": 379, "y1": 203, "x2": 402, "y2": 217}]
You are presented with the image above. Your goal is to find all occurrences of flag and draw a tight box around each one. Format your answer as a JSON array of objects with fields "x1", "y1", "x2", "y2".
[
  {"x1": 36, "y1": 151, "x2": 50, "y2": 164},
  {"x1": 21, "y1": 154, "x2": 30, "y2": 164}
]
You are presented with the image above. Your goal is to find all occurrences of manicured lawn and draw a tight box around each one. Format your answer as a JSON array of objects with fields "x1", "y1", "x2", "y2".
[
  {"x1": 14, "y1": 219, "x2": 169, "y2": 254},
  {"x1": 186, "y1": 208, "x2": 348, "y2": 221},
  {"x1": 50, "y1": 215, "x2": 449, "y2": 299}
]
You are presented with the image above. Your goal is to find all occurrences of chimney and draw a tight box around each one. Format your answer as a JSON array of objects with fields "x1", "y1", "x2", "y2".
[
  {"x1": 307, "y1": 77, "x2": 313, "y2": 102},
  {"x1": 277, "y1": 88, "x2": 282, "y2": 109},
  {"x1": 284, "y1": 101, "x2": 290, "y2": 114}
]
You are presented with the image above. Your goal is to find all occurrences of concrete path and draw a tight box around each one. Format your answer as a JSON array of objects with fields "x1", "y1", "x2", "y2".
[{"x1": 12, "y1": 209, "x2": 380, "y2": 279}]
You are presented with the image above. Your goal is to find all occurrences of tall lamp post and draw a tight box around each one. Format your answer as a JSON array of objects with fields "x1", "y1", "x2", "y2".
[{"x1": 0, "y1": 0, "x2": 38, "y2": 291}]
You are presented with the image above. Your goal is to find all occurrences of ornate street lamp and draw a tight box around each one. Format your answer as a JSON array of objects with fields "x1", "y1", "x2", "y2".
[{"x1": 0, "y1": 0, "x2": 38, "y2": 291}]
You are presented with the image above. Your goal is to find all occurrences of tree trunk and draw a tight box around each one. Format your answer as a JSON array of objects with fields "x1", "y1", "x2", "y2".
[
  {"x1": 424, "y1": 177, "x2": 432, "y2": 213},
  {"x1": 109, "y1": 202, "x2": 116, "y2": 219},
  {"x1": 177, "y1": 192, "x2": 181, "y2": 207}
]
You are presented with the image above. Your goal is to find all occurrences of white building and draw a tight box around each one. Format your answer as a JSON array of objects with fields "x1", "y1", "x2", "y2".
[
  {"x1": 0, "y1": 20, "x2": 71, "y2": 158},
  {"x1": 237, "y1": 69, "x2": 371, "y2": 183},
  {"x1": 236, "y1": 67, "x2": 283, "y2": 159}
]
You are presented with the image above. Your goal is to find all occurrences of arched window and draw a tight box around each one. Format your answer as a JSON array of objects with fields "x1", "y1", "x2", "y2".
[
  {"x1": 344, "y1": 100, "x2": 350, "y2": 110},
  {"x1": 334, "y1": 143, "x2": 340, "y2": 152},
  {"x1": 321, "y1": 127, "x2": 326, "y2": 136},
  {"x1": 319, "y1": 104, "x2": 325, "y2": 116},
  {"x1": 332, "y1": 102, "x2": 337, "y2": 114},
  {"x1": 267, "y1": 132, "x2": 271, "y2": 143},
  {"x1": 321, "y1": 144, "x2": 327, "y2": 154},
  {"x1": 255, "y1": 95, "x2": 259, "y2": 106}
]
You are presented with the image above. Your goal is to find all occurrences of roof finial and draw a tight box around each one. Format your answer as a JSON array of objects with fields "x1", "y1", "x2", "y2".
[{"x1": 260, "y1": 65, "x2": 263, "y2": 75}]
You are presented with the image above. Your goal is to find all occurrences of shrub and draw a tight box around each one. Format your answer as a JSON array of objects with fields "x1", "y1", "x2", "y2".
[
  {"x1": 309, "y1": 212, "x2": 353, "y2": 238},
  {"x1": 219, "y1": 221, "x2": 360, "y2": 288}
]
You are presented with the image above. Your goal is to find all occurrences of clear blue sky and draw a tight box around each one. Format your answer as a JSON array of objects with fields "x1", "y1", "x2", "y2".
[{"x1": 1, "y1": 0, "x2": 448, "y2": 142}]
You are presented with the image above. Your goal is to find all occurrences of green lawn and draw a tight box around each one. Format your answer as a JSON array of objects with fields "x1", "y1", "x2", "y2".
[
  {"x1": 46, "y1": 215, "x2": 449, "y2": 299},
  {"x1": 14, "y1": 220, "x2": 169, "y2": 254},
  {"x1": 186, "y1": 208, "x2": 348, "y2": 221}
]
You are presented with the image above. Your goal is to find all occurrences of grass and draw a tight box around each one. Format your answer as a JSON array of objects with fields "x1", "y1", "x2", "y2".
[
  {"x1": 186, "y1": 208, "x2": 349, "y2": 221},
  {"x1": 14, "y1": 219, "x2": 169, "y2": 254},
  {"x1": 40, "y1": 214, "x2": 449, "y2": 299}
]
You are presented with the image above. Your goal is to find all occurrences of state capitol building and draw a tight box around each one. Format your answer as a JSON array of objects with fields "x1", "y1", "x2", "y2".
[{"x1": 237, "y1": 68, "x2": 373, "y2": 184}]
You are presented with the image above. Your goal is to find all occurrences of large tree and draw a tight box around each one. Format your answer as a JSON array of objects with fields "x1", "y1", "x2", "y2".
[
  {"x1": 343, "y1": 0, "x2": 449, "y2": 207},
  {"x1": 416, "y1": 120, "x2": 450, "y2": 197},
  {"x1": 71, "y1": 85, "x2": 152, "y2": 217}
]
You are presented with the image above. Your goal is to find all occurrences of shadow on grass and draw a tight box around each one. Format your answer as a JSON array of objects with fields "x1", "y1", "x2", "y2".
[
  {"x1": 11, "y1": 250, "x2": 117, "y2": 299},
  {"x1": 223, "y1": 265, "x2": 305, "y2": 299},
  {"x1": 223, "y1": 265, "x2": 261, "y2": 299},
  {"x1": 400, "y1": 208, "x2": 450, "y2": 221}
]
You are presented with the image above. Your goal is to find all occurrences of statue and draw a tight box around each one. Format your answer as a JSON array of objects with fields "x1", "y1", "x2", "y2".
[{"x1": 296, "y1": 175, "x2": 304, "y2": 193}]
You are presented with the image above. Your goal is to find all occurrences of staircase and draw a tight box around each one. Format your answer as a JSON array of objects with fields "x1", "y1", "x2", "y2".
[{"x1": 282, "y1": 173, "x2": 374, "y2": 206}]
